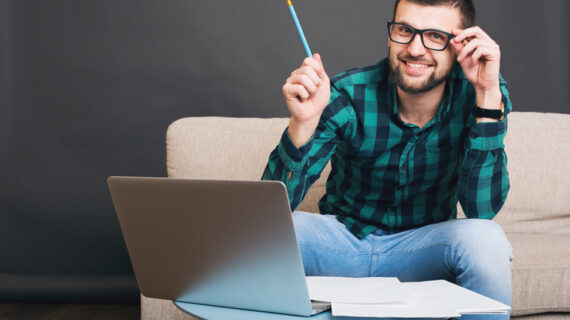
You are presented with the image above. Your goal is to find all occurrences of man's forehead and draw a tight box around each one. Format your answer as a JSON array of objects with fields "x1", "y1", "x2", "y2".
[{"x1": 394, "y1": 1, "x2": 462, "y2": 31}]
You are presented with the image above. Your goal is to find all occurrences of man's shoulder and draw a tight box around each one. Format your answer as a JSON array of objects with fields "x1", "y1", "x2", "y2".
[{"x1": 330, "y1": 58, "x2": 390, "y2": 89}]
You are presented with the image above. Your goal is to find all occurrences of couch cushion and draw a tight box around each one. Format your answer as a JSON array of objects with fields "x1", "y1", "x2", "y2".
[
  {"x1": 508, "y1": 233, "x2": 570, "y2": 316},
  {"x1": 141, "y1": 294, "x2": 197, "y2": 319},
  {"x1": 166, "y1": 117, "x2": 288, "y2": 180}
]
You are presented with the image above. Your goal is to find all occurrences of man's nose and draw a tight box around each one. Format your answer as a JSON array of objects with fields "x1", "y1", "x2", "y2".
[{"x1": 407, "y1": 33, "x2": 427, "y2": 56}]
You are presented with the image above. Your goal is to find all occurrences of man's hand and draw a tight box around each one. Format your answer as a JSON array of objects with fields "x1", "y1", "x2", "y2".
[
  {"x1": 450, "y1": 27, "x2": 502, "y2": 119},
  {"x1": 282, "y1": 53, "x2": 331, "y2": 147}
]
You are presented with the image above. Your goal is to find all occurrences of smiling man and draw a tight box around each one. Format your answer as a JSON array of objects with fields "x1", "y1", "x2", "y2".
[{"x1": 263, "y1": 0, "x2": 512, "y2": 318}]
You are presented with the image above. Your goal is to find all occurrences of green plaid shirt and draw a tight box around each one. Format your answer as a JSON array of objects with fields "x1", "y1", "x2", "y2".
[{"x1": 262, "y1": 58, "x2": 511, "y2": 239}]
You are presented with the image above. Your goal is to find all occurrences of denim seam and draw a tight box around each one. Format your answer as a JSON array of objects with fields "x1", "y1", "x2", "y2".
[
  {"x1": 297, "y1": 242, "x2": 371, "y2": 255},
  {"x1": 369, "y1": 237, "x2": 378, "y2": 277},
  {"x1": 373, "y1": 241, "x2": 451, "y2": 256},
  {"x1": 376, "y1": 241, "x2": 456, "y2": 277}
]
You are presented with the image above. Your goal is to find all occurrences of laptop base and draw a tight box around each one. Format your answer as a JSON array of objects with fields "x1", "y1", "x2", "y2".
[{"x1": 174, "y1": 301, "x2": 333, "y2": 320}]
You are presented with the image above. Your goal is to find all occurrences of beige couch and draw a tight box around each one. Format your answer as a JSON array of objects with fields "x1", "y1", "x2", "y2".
[{"x1": 142, "y1": 112, "x2": 570, "y2": 319}]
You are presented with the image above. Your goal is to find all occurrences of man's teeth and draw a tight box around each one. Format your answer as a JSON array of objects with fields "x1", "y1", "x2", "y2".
[{"x1": 406, "y1": 62, "x2": 429, "y2": 68}]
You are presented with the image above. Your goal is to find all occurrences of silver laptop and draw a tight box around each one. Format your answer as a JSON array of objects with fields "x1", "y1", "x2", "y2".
[{"x1": 107, "y1": 176, "x2": 330, "y2": 317}]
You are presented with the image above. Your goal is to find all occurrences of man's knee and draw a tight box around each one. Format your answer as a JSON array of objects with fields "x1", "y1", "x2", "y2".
[
  {"x1": 446, "y1": 219, "x2": 513, "y2": 308},
  {"x1": 449, "y1": 219, "x2": 513, "y2": 273}
]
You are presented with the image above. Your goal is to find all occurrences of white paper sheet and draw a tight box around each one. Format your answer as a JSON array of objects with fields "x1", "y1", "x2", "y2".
[
  {"x1": 407, "y1": 280, "x2": 510, "y2": 314},
  {"x1": 308, "y1": 278, "x2": 509, "y2": 318},
  {"x1": 306, "y1": 276, "x2": 404, "y2": 304}
]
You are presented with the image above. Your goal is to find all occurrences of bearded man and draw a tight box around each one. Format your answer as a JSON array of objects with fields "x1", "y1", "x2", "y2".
[{"x1": 263, "y1": 0, "x2": 513, "y2": 319}]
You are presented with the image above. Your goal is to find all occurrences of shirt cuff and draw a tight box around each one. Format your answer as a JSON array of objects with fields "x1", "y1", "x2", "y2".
[
  {"x1": 277, "y1": 128, "x2": 314, "y2": 171},
  {"x1": 467, "y1": 119, "x2": 507, "y2": 151}
]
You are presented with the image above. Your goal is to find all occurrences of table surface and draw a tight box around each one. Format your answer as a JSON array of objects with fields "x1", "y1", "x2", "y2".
[{"x1": 174, "y1": 300, "x2": 335, "y2": 320}]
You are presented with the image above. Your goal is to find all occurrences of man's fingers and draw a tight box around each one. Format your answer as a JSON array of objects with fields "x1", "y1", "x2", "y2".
[
  {"x1": 283, "y1": 83, "x2": 310, "y2": 101},
  {"x1": 313, "y1": 53, "x2": 328, "y2": 79},
  {"x1": 283, "y1": 52, "x2": 330, "y2": 104},
  {"x1": 456, "y1": 38, "x2": 485, "y2": 61},
  {"x1": 302, "y1": 54, "x2": 328, "y2": 79},
  {"x1": 456, "y1": 33, "x2": 499, "y2": 61},
  {"x1": 453, "y1": 26, "x2": 493, "y2": 43},
  {"x1": 449, "y1": 36, "x2": 464, "y2": 54},
  {"x1": 289, "y1": 74, "x2": 318, "y2": 95},
  {"x1": 471, "y1": 46, "x2": 499, "y2": 65},
  {"x1": 291, "y1": 66, "x2": 321, "y2": 87}
]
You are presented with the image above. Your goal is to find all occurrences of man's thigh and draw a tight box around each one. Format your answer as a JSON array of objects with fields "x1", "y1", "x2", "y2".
[
  {"x1": 370, "y1": 219, "x2": 512, "y2": 284},
  {"x1": 292, "y1": 211, "x2": 374, "y2": 277},
  {"x1": 293, "y1": 211, "x2": 456, "y2": 281},
  {"x1": 294, "y1": 213, "x2": 511, "y2": 283}
]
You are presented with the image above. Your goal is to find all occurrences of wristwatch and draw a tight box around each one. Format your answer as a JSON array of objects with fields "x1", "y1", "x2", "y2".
[{"x1": 473, "y1": 102, "x2": 505, "y2": 121}]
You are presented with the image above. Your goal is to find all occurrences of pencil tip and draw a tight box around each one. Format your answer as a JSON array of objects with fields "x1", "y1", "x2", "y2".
[{"x1": 287, "y1": 0, "x2": 292, "y2": 7}]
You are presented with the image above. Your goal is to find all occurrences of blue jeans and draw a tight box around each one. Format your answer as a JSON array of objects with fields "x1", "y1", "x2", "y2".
[{"x1": 292, "y1": 211, "x2": 514, "y2": 320}]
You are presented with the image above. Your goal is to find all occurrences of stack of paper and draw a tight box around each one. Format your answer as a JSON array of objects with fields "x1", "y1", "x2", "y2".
[{"x1": 306, "y1": 277, "x2": 510, "y2": 318}]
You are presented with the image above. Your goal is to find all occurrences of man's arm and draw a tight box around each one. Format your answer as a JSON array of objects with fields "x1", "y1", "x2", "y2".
[
  {"x1": 262, "y1": 53, "x2": 337, "y2": 210},
  {"x1": 282, "y1": 54, "x2": 331, "y2": 148},
  {"x1": 451, "y1": 26, "x2": 503, "y2": 122},
  {"x1": 451, "y1": 26, "x2": 512, "y2": 218},
  {"x1": 262, "y1": 85, "x2": 356, "y2": 211},
  {"x1": 457, "y1": 81, "x2": 511, "y2": 218}
]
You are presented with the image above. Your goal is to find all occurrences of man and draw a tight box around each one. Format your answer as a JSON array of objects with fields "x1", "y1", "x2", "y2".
[{"x1": 262, "y1": 0, "x2": 513, "y2": 318}]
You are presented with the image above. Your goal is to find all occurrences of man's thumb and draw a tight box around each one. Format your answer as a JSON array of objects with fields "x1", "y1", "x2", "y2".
[{"x1": 313, "y1": 53, "x2": 328, "y2": 79}]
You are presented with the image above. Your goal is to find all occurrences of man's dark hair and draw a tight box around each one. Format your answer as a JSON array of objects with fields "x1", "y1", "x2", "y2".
[{"x1": 392, "y1": 0, "x2": 476, "y2": 29}]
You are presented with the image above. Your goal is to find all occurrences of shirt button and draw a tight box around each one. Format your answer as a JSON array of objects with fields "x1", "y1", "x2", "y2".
[{"x1": 401, "y1": 164, "x2": 408, "y2": 170}]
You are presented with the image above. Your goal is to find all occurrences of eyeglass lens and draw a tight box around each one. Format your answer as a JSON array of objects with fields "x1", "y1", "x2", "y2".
[{"x1": 390, "y1": 23, "x2": 450, "y2": 50}]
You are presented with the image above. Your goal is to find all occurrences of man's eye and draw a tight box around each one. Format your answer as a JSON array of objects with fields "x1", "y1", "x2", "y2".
[
  {"x1": 399, "y1": 27, "x2": 412, "y2": 34},
  {"x1": 426, "y1": 32, "x2": 447, "y2": 42}
]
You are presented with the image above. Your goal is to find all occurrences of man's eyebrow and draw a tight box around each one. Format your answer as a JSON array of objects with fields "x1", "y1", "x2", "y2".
[
  {"x1": 393, "y1": 19, "x2": 412, "y2": 26},
  {"x1": 393, "y1": 19, "x2": 420, "y2": 28},
  {"x1": 393, "y1": 20, "x2": 450, "y2": 32}
]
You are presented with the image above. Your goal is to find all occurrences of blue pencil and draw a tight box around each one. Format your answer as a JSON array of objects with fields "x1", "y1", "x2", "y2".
[{"x1": 287, "y1": 0, "x2": 313, "y2": 57}]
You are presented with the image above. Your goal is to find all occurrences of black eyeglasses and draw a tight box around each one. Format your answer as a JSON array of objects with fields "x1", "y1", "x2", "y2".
[{"x1": 387, "y1": 22, "x2": 455, "y2": 51}]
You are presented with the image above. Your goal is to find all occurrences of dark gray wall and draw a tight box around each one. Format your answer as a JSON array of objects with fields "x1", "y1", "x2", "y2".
[{"x1": 1, "y1": 0, "x2": 568, "y2": 302}]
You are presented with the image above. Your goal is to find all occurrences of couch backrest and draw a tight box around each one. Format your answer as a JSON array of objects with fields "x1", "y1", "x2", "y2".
[
  {"x1": 166, "y1": 112, "x2": 570, "y2": 234},
  {"x1": 483, "y1": 112, "x2": 570, "y2": 234},
  {"x1": 166, "y1": 117, "x2": 330, "y2": 213}
]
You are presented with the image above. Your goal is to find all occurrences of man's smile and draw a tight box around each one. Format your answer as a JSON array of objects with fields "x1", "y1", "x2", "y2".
[{"x1": 401, "y1": 58, "x2": 434, "y2": 75}]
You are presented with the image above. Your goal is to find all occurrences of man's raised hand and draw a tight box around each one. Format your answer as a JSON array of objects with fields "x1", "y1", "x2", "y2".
[
  {"x1": 282, "y1": 53, "x2": 331, "y2": 147},
  {"x1": 450, "y1": 27, "x2": 502, "y2": 111}
]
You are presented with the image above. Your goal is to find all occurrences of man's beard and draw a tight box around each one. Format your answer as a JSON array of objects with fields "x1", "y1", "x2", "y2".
[{"x1": 389, "y1": 50, "x2": 452, "y2": 94}]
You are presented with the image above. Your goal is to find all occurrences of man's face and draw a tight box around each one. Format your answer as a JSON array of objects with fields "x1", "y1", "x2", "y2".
[{"x1": 389, "y1": 1, "x2": 462, "y2": 94}]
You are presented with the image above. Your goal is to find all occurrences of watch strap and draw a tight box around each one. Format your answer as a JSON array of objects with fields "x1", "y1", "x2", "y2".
[{"x1": 473, "y1": 102, "x2": 504, "y2": 121}]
